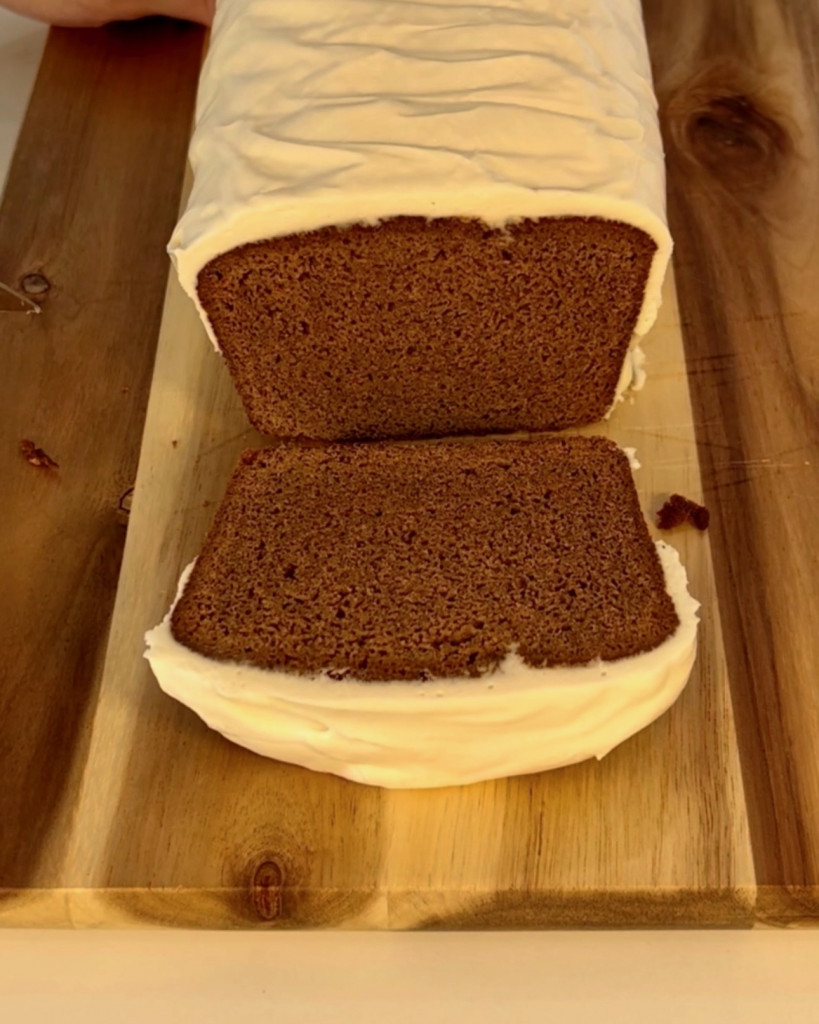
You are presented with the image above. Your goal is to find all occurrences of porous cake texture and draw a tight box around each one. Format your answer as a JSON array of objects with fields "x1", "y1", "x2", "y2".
[
  {"x1": 198, "y1": 217, "x2": 657, "y2": 439},
  {"x1": 169, "y1": 437, "x2": 679, "y2": 682},
  {"x1": 170, "y1": 0, "x2": 673, "y2": 440}
]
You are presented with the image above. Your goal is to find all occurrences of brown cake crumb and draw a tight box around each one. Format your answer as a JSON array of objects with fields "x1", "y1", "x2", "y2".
[
  {"x1": 171, "y1": 437, "x2": 680, "y2": 683},
  {"x1": 19, "y1": 439, "x2": 58, "y2": 469},
  {"x1": 656, "y1": 494, "x2": 710, "y2": 531},
  {"x1": 197, "y1": 215, "x2": 656, "y2": 440}
]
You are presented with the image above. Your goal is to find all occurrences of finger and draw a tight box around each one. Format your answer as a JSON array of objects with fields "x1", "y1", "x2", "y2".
[
  {"x1": 147, "y1": 0, "x2": 214, "y2": 25},
  {"x1": 1, "y1": 0, "x2": 214, "y2": 27}
]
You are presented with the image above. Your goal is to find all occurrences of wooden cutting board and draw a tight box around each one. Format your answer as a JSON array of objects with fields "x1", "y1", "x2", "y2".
[{"x1": 0, "y1": 3, "x2": 817, "y2": 927}]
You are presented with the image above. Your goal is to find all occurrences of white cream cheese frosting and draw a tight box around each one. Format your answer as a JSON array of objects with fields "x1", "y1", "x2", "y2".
[
  {"x1": 144, "y1": 540, "x2": 698, "y2": 790},
  {"x1": 169, "y1": 0, "x2": 673, "y2": 369}
]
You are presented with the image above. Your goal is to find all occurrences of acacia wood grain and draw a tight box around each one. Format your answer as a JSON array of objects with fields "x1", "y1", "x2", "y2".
[
  {"x1": 0, "y1": 21, "x2": 203, "y2": 890},
  {"x1": 643, "y1": 0, "x2": 819, "y2": 925},
  {"x1": 0, "y1": 251, "x2": 754, "y2": 926},
  {"x1": 5, "y1": 0, "x2": 815, "y2": 927}
]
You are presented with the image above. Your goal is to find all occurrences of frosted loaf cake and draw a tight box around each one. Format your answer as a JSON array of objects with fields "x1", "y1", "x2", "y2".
[
  {"x1": 169, "y1": 0, "x2": 673, "y2": 440},
  {"x1": 145, "y1": 438, "x2": 699, "y2": 789}
]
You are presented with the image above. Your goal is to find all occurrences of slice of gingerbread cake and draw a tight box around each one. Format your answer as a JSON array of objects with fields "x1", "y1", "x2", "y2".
[
  {"x1": 169, "y1": 0, "x2": 672, "y2": 440},
  {"x1": 145, "y1": 437, "x2": 699, "y2": 788}
]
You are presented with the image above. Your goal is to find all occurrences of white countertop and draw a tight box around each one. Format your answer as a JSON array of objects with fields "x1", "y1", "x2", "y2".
[
  {"x1": 1, "y1": 9, "x2": 818, "y2": 1020},
  {"x1": 1, "y1": 929, "x2": 818, "y2": 1021},
  {"x1": 0, "y1": 8, "x2": 46, "y2": 194}
]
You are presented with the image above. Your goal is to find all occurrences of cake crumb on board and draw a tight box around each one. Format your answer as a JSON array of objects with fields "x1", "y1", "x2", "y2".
[
  {"x1": 656, "y1": 494, "x2": 710, "y2": 531},
  {"x1": 19, "y1": 439, "x2": 59, "y2": 469}
]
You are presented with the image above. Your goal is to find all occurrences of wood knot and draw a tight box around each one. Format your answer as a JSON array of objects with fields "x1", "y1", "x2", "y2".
[
  {"x1": 663, "y1": 64, "x2": 794, "y2": 197},
  {"x1": 687, "y1": 96, "x2": 790, "y2": 177},
  {"x1": 20, "y1": 273, "x2": 50, "y2": 297},
  {"x1": 116, "y1": 486, "x2": 134, "y2": 527},
  {"x1": 250, "y1": 859, "x2": 283, "y2": 921}
]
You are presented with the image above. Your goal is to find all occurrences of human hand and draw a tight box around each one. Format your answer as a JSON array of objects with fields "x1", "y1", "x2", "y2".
[{"x1": 1, "y1": 0, "x2": 214, "y2": 27}]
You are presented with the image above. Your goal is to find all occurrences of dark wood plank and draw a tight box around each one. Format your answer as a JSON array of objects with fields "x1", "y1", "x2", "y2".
[
  {"x1": 0, "y1": 20, "x2": 203, "y2": 888},
  {"x1": 643, "y1": 0, "x2": 819, "y2": 923}
]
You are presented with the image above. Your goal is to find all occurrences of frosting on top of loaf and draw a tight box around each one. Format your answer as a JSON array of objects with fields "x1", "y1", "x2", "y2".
[{"x1": 170, "y1": 0, "x2": 672, "y2": 347}]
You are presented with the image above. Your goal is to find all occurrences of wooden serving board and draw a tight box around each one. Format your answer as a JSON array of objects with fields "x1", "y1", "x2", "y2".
[
  {"x1": 7, "y1": 265, "x2": 756, "y2": 929},
  {"x1": 1, "y1": 2, "x2": 817, "y2": 927}
]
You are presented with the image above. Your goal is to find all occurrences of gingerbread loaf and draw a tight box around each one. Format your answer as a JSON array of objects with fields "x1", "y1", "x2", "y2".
[
  {"x1": 169, "y1": 0, "x2": 673, "y2": 440},
  {"x1": 145, "y1": 437, "x2": 699, "y2": 788}
]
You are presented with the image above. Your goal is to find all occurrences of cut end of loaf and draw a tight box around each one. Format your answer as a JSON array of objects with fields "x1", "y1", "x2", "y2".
[{"x1": 196, "y1": 216, "x2": 656, "y2": 440}]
